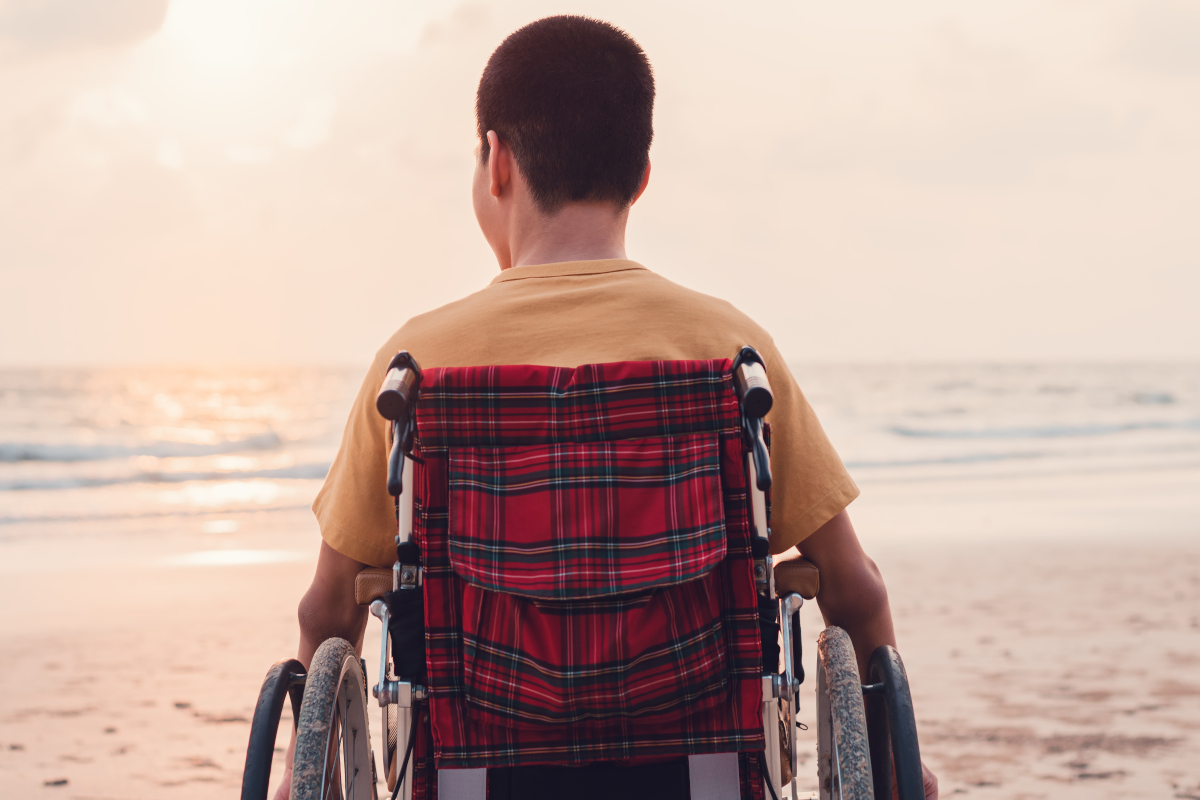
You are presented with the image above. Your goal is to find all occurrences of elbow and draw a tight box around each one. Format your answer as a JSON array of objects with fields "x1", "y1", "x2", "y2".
[
  {"x1": 857, "y1": 557, "x2": 889, "y2": 615},
  {"x1": 297, "y1": 580, "x2": 364, "y2": 646},
  {"x1": 817, "y1": 555, "x2": 891, "y2": 629}
]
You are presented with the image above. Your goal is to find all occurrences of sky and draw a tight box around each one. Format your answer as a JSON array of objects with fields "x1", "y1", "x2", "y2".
[{"x1": 0, "y1": 0, "x2": 1196, "y2": 367}]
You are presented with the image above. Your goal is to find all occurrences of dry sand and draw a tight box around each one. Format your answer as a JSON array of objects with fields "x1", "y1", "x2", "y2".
[{"x1": 1, "y1": 507, "x2": 1198, "y2": 799}]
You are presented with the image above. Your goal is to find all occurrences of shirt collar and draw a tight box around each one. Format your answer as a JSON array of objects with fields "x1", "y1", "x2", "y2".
[{"x1": 489, "y1": 259, "x2": 647, "y2": 285}]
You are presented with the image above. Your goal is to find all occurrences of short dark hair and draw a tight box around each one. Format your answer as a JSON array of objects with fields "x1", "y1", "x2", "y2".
[{"x1": 476, "y1": 16, "x2": 654, "y2": 213}]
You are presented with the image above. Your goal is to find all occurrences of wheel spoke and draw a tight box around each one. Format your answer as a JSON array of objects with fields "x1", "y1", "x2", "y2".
[
  {"x1": 322, "y1": 685, "x2": 345, "y2": 800},
  {"x1": 833, "y1": 720, "x2": 843, "y2": 800},
  {"x1": 346, "y1": 719, "x2": 358, "y2": 798}
]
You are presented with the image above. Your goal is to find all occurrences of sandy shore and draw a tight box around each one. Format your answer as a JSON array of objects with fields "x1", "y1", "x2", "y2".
[{"x1": 1, "y1": 504, "x2": 1198, "y2": 799}]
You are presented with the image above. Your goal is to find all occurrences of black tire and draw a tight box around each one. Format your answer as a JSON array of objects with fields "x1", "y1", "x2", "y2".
[
  {"x1": 816, "y1": 627, "x2": 873, "y2": 800},
  {"x1": 291, "y1": 638, "x2": 377, "y2": 800},
  {"x1": 241, "y1": 659, "x2": 306, "y2": 800},
  {"x1": 865, "y1": 647, "x2": 923, "y2": 800}
]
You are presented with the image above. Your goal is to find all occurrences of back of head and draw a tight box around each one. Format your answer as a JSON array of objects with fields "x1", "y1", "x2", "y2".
[{"x1": 476, "y1": 16, "x2": 655, "y2": 214}]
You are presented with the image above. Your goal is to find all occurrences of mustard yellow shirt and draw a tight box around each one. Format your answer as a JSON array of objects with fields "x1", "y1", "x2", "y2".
[{"x1": 314, "y1": 259, "x2": 858, "y2": 566}]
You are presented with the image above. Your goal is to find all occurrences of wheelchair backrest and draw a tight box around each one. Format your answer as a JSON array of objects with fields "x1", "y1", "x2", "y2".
[{"x1": 406, "y1": 359, "x2": 767, "y2": 769}]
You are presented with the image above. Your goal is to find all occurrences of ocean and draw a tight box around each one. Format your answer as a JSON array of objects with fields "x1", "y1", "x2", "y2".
[{"x1": 1, "y1": 363, "x2": 1197, "y2": 543}]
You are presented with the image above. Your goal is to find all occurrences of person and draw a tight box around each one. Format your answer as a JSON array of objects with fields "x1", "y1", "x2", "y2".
[{"x1": 274, "y1": 15, "x2": 938, "y2": 800}]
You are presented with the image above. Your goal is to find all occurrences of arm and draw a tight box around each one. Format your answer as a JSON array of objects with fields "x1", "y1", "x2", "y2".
[
  {"x1": 796, "y1": 510, "x2": 893, "y2": 677},
  {"x1": 273, "y1": 540, "x2": 370, "y2": 800},
  {"x1": 297, "y1": 540, "x2": 371, "y2": 663},
  {"x1": 798, "y1": 510, "x2": 939, "y2": 800}
]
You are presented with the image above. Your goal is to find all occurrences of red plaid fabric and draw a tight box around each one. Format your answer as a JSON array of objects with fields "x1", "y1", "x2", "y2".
[
  {"x1": 462, "y1": 567, "x2": 729, "y2": 727},
  {"x1": 411, "y1": 360, "x2": 764, "y2": 774},
  {"x1": 448, "y1": 433, "x2": 727, "y2": 599}
]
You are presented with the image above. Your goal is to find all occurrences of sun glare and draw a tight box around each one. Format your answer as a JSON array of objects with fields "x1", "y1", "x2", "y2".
[{"x1": 160, "y1": 0, "x2": 269, "y2": 73}]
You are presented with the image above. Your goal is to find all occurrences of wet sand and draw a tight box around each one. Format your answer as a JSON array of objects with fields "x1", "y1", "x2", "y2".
[{"x1": 1, "y1": 506, "x2": 1198, "y2": 798}]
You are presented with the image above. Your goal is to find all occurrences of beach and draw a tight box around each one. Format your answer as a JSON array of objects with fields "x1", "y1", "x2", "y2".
[{"x1": 1, "y1": 364, "x2": 1197, "y2": 798}]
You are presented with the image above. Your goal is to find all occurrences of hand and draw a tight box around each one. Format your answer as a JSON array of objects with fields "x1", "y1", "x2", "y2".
[
  {"x1": 272, "y1": 728, "x2": 296, "y2": 800},
  {"x1": 922, "y1": 761, "x2": 938, "y2": 800},
  {"x1": 891, "y1": 761, "x2": 938, "y2": 800},
  {"x1": 272, "y1": 768, "x2": 291, "y2": 800}
]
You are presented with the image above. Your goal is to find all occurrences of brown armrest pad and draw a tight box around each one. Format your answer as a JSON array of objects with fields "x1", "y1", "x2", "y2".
[
  {"x1": 774, "y1": 557, "x2": 819, "y2": 600},
  {"x1": 355, "y1": 567, "x2": 393, "y2": 606}
]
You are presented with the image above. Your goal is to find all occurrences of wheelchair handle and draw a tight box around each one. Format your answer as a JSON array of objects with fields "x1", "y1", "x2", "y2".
[
  {"x1": 748, "y1": 417, "x2": 771, "y2": 491},
  {"x1": 732, "y1": 346, "x2": 773, "y2": 491},
  {"x1": 376, "y1": 351, "x2": 421, "y2": 423},
  {"x1": 376, "y1": 352, "x2": 422, "y2": 498},
  {"x1": 735, "y1": 360, "x2": 773, "y2": 419},
  {"x1": 732, "y1": 346, "x2": 774, "y2": 419}
]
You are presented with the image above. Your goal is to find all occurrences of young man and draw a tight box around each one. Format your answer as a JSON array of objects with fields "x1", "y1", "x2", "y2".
[{"x1": 277, "y1": 15, "x2": 938, "y2": 799}]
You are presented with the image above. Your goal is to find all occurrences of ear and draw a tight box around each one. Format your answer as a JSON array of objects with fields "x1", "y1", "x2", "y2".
[
  {"x1": 630, "y1": 160, "x2": 651, "y2": 206},
  {"x1": 487, "y1": 130, "x2": 510, "y2": 198}
]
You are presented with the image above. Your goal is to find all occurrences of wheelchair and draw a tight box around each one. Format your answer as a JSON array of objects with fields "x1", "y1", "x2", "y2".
[{"x1": 241, "y1": 348, "x2": 925, "y2": 800}]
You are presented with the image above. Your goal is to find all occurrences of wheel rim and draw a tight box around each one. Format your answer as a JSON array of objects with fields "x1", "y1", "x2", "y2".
[
  {"x1": 316, "y1": 670, "x2": 371, "y2": 800},
  {"x1": 293, "y1": 641, "x2": 375, "y2": 800},
  {"x1": 816, "y1": 627, "x2": 871, "y2": 800}
]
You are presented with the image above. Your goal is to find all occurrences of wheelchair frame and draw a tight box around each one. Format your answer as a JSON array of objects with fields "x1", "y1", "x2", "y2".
[{"x1": 240, "y1": 348, "x2": 924, "y2": 800}]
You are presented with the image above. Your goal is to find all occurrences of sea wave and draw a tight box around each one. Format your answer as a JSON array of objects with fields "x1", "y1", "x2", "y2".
[
  {"x1": 888, "y1": 418, "x2": 1200, "y2": 440},
  {"x1": 0, "y1": 462, "x2": 330, "y2": 492},
  {"x1": 0, "y1": 431, "x2": 283, "y2": 463}
]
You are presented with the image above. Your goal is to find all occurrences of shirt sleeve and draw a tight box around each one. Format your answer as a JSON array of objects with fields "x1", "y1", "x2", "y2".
[
  {"x1": 311, "y1": 348, "x2": 399, "y2": 568},
  {"x1": 759, "y1": 340, "x2": 860, "y2": 554}
]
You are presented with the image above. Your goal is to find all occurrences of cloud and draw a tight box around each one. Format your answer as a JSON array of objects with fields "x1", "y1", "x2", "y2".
[
  {"x1": 67, "y1": 85, "x2": 148, "y2": 127},
  {"x1": 1121, "y1": 0, "x2": 1200, "y2": 76},
  {"x1": 0, "y1": 0, "x2": 168, "y2": 56},
  {"x1": 282, "y1": 95, "x2": 337, "y2": 150},
  {"x1": 418, "y1": 3, "x2": 492, "y2": 48},
  {"x1": 156, "y1": 137, "x2": 182, "y2": 169},
  {"x1": 224, "y1": 143, "x2": 273, "y2": 164}
]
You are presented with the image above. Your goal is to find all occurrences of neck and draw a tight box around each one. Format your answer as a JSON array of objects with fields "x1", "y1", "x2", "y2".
[{"x1": 502, "y1": 202, "x2": 629, "y2": 270}]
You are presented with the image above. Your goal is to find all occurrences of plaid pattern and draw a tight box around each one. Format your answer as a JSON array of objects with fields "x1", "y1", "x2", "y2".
[
  {"x1": 739, "y1": 752, "x2": 767, "y2": 800},
  {"x1": 412, "y1": 360, "x2": 764, "y2": 773},
  {"x1": 461, "y1": 569, "x2": 729, "y2": 727},
  {"x1": 448, "y1": 432, "x2": 727, "y2": 599}
]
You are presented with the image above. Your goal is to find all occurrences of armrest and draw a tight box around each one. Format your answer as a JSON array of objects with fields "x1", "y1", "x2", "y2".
[
  {"x1": 774, "y1": 557, "x2": 819, "y2": 600},
  {"x1": 355, "y1": 567, "x2": 393, "y2": 606}
]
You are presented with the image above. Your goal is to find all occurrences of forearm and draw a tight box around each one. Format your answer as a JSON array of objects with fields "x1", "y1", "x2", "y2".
[
  {"x1": 275, "y1": 541, "x2": 370, "y2": 798},
  {"x1": 297, "y1": 598, "x2": 368, "y2": 666},
  {"x1": 796, "y1": 511, "x2": 898, "y2": 677},
  {"x1": 294, "y1": 573, "x2": 364, "y2": 666},
  {"x1": 814, "y1": 561, "x2": 896, "y2": 678}
]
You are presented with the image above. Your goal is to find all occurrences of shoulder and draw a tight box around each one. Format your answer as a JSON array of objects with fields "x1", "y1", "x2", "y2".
[
  {"x1": 651, "y1": 269, "x2": 767, "y2": 322},
  {"x1": 635, "y1": 270, "x2": 781, "y2": 354},
  {"x1": 370, "y1": 286, "x2": 497, "y2": 370}
]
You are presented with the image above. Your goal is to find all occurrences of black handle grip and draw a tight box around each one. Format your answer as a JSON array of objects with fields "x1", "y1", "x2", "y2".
[
  {"x1": 377, "y1": 352, "x2": 422, "y2": 499},
  {"x1": 376, "y1": 351, "x2": 422, "y2": 421},
  {"x1": 735, "y1": 360, "x2": 773, "y2": 418},
  {"x1": 387, "y1": 420, "x2": 405, "y2": 497},
  {"x1": 750, "y1": 417, "x2": 772, "y2": 491},
  {"x1": 791, "y1": 610, "x2": 804, "y2": 685}
]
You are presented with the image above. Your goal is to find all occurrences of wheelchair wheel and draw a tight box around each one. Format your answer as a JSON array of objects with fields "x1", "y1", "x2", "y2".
[
  {"x1": 865, "y1": 647, "x2": 924, "y2": 800},
  {"x1": 241, "y1": 659, "x2": 306, "y2": 800},
  {"x1": 816, "y1": 627, "x2": 872, "y2": 800},
  {"x1": 291, "y1": 638, "x2": 377, "y2": 800}
]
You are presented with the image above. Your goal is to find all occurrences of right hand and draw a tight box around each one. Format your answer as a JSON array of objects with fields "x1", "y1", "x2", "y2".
[
  {"x1": 272, "y1": 770, "x2": 291, "y2": 800},
  {"x1": 272, "y1": 729, "x2": 296, "y2": 800}
]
